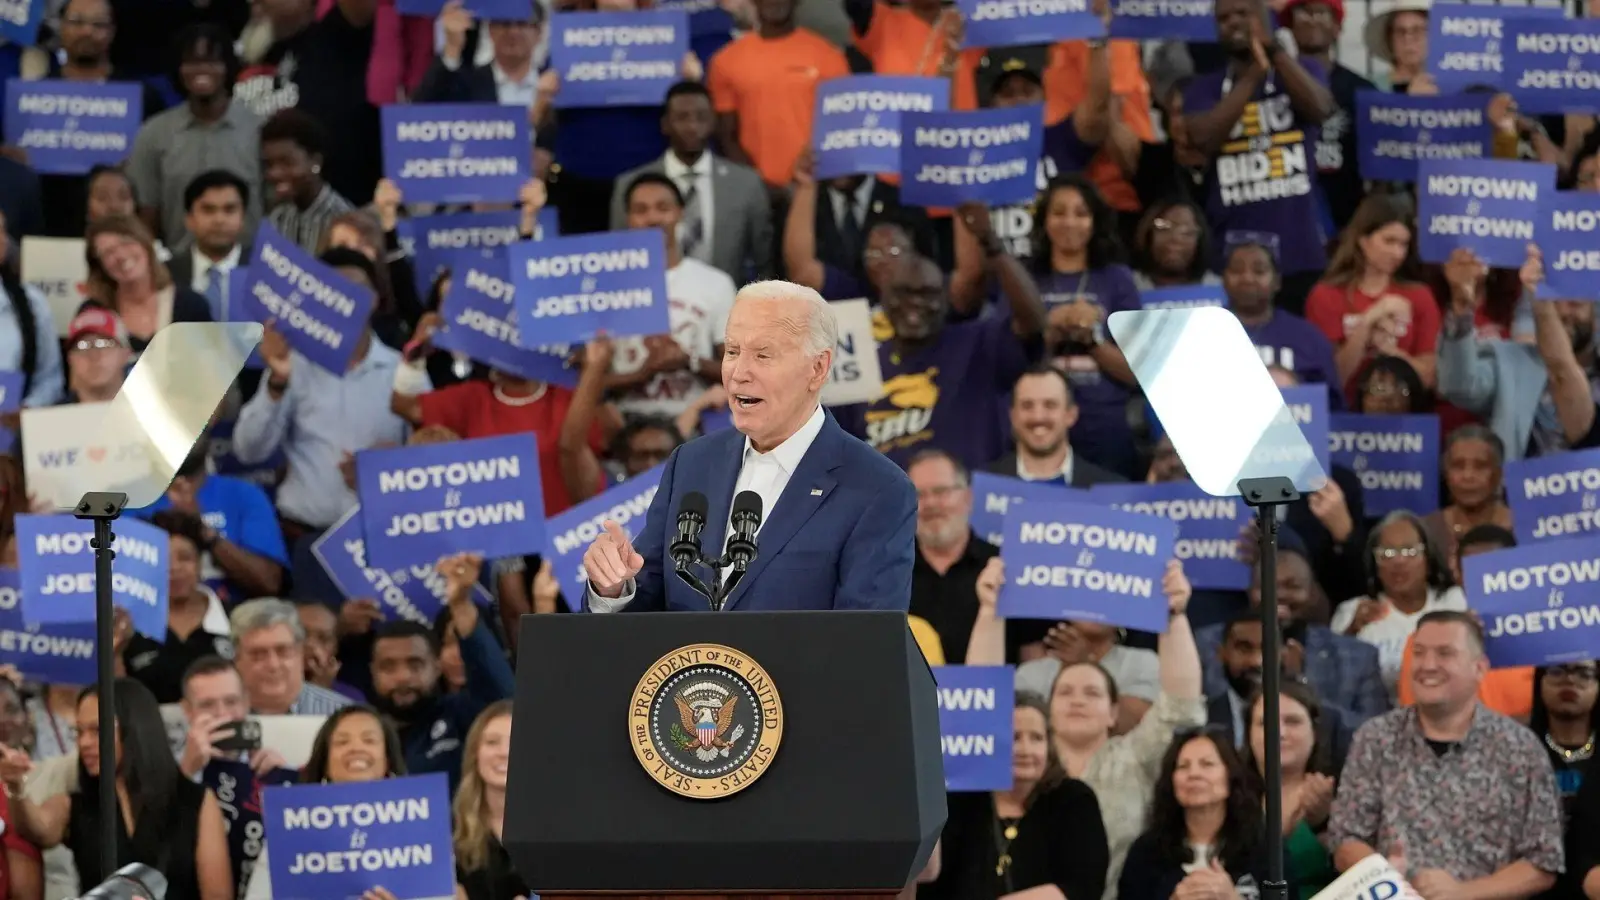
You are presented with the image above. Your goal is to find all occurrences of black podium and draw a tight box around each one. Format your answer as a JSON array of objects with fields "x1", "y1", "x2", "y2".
[{"x1": 503, "y1": 610, "x2": 946, "y2": 899}]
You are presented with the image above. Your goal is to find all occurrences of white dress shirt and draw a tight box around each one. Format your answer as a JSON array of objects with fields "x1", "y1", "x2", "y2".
[
  {"x1": 663, "y1": 150, "x2": 714, "y2": 261},
  {"x1": 192, "y1": 244, "x2": 242, "y2": 310},
  {"x1": 591, "y1": 404, "x2": 827, "y2": 613},
  {"x1": 828, "y1": 175, "x2": 876, "y2": 236},
  {"x1": 1016, "y1": 448, "x2": 1074, "y2": 484}
]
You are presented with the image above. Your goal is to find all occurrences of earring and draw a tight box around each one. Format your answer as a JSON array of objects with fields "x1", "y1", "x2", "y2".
[{"x1": 312, "y1": 164, "x2": 321, "y2": 174}]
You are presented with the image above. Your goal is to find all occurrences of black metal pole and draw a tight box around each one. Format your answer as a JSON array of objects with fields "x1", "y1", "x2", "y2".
[
  {"x1": 1238, "y1": 477, "x2": 1298, "y2": 900},
  {"x1": 77, "y1": 492, "x2": 128, "y2": 876}
]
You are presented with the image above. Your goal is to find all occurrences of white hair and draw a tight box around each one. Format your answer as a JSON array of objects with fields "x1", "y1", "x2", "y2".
[{"x1": 734, "y1": 280, "x2": 839, "y2": 358}]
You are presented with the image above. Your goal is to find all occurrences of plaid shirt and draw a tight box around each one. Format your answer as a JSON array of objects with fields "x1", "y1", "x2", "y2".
[
  {"x1": 287, "y1": 682, "x2": 354, "y2": 716},
  {"x1": 1195, "y1": 621, "x2": 1390, "y2": 733},
  {"x1": 1326, "y1": 704, "x2": 1565, "y2": 880}
]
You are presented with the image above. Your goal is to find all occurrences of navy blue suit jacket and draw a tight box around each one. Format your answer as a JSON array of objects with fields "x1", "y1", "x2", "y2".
[{"x1": 611, "y1": 411, "x2": 917, "y2": 612}]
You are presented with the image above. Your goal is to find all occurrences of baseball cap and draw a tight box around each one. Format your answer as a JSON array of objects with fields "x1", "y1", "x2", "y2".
[
  {"x1": 979, "y1": 46, "x2": 1049, "y2": 95},
  {"x1": 1278, "y1": 0, "x2": 1344, "y2": 28},
  {"x1": 67, "y1": 306, "x2": 131, "y2": 348}
]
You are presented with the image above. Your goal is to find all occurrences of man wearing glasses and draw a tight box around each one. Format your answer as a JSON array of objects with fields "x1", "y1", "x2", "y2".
[{"x1": 62, "y1": 306, "x2": 132, "y2": 404}]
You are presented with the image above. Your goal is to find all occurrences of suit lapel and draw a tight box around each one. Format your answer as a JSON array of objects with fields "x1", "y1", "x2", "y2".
[
  {"x1": 709, "y1": 161, "x2": 736, "y2": 262},
  {"x1": 722, "y1": 418, "x2": 843, "y2": 610}
]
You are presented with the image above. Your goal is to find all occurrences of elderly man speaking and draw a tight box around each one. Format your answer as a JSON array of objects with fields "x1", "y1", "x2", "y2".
[{"x1": 582, "y1": 281, "x2": 916, "y2": 612}]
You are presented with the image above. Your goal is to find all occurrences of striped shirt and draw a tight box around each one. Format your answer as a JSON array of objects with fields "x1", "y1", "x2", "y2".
[
  {"x1": 266, "y1": 184, "x2": 354, "y2": 254},
  {"x1": 288, "y1": 681, "x2": 355, "y2": 715}
]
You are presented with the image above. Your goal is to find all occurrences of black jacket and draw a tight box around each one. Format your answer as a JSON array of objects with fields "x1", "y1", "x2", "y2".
[{"x1": 984, "y1": 452, "x2": 1127, "y2": 489}]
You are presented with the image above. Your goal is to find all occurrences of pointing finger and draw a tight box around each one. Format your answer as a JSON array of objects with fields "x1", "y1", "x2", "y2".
[{"x1": 603, "y1": 520, "x2": 632, "y2": 551}]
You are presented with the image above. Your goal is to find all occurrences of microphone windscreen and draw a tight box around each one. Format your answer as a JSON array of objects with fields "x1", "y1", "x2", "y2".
[
  {"x1": 679, "y1": 491, "x2": 709, "y2": 518},
  {"x1": 731, "y1": 490, "x2": 763, "y2": 521}
]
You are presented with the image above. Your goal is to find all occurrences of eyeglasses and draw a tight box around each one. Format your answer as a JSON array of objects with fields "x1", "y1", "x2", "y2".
[
  {"x1": 1367, "y1": 382, "x2": 1412, "y2": 397},
  {"x1": 1153, "y1": 218, "x2": 1200, "y2": 239},
  {"x1": 916, "y1": 484, "x2": 966, "y2": 501},
  {"x1": 863, "y1": 246, "x2": 906, "y2": 262},
  {"x1": 72, "y1": 337, "x2": 120, "y2": 352},
  {"x1": 1376, "y1": 544, "x2": 1423, "y2": 561},
  {"x1": 1547, "y1": 665, "x2": 1599, "y2": 684},
  {"x1": 62, "y1": 16, "x2": 112, "y2": 30}
]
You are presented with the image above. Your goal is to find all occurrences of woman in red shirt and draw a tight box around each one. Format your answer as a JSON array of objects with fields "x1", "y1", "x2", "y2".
[{"x1": 1304, "y1": 195, "x2": 1441, "y2": 401}]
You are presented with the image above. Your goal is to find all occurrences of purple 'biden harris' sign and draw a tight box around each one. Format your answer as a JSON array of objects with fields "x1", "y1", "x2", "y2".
[
  {"x1": 996, "y1": 500, "x2": 1177, "y2": 633},
  {"x1": 898, "y1": 105, "x2": 1043, "y2": 208},
  {"x1": 1464, "y1": 538, "x2": 1600, "y2": 668},
  {"x1": 239, "y1": 223, "x2": 376, "y2": 374},
  {"x1": 510, "y1": 229, "x2": 671, "y2": 345},
  {"x1": 380, "y1": 103, "x2": 527, "y2": 204},
  {"x1": 1416, "y1": 158, "x2": 1556, "y2": 267},
  {"x1": 812, "y1": 76, "x2": 947, "y2": 180},
  {"x1": 3, "y1": 79, "x2": 142, "y2": 175}
]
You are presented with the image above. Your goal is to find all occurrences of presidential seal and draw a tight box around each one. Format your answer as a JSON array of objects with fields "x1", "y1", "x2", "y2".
[{"x1": 628, "y1": 643, "x2": 784, "y2": 799}]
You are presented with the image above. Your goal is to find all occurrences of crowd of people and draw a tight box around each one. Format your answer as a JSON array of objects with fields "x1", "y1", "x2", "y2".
[{"x1": 0, "y1": 0, "x2": 1595, "y2": 898}]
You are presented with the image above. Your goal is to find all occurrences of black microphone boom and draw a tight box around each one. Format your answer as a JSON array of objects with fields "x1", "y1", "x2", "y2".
[
  {"x1": 717, "y1": 491, "x2": 764, "y2": 609},
  {"x1": 670, "y1": 492, "x2": 716, "y2": 604}
]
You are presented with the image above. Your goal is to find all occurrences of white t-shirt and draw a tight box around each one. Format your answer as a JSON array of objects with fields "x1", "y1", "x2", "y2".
[
  {"x1": 611, "y1": 257, "x2": 736, "y2": 420},
  {"x1": 1331, "y1": 586, "x2": 1468, "y2": 697}
]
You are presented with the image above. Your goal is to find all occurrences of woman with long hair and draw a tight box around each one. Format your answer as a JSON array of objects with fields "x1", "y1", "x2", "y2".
[
  {"x1": 1421, "y1": 426, "x2": 1512, "y2": 564},
  {"x1": 1130, "y1": 198, "x2": 1217, "y2": 292},
  {"x1": 1030, "y1": 173, "x2": 1143, "y2": 478},
  {"x1": 1118, "y1": 730, "x2": 1286, "y2": 900},
  {"x1": 0, "y1": 209, "x2": 63, "y2": 409},
  {"x1": 82, "y1": 214, "x2": 212, "y2": 354},
  {"x1": 320, "y1": 208, "x2": 426, "y2": 332},
  {"x1": 245, "y1": 706, "x2": 409, "y2": 900},
  {"x1": 1332, "y1": 510, "x2": 1466, "y2": 697},
  {"x1": 1242, "y1": 683, "x2": 1337, "y2": 900},
  {"x1": 1304, "y1": 195, "x2": 1440, "y2": 395},
  {"x1": 0, "y1": 678, "x2": 232, "y2": 900},
  {"x1": 453, "y1": 700, "x2": 526, "y2": 900}
]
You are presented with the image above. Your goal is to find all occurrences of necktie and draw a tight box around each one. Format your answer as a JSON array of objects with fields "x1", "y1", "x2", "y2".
[
  {"x1": 204, "y1": 266, "x2": 227, "y2": 320},
  {"x1": 838, "y1": 192, "x2": 863, "y2": 259},
  {"x1": 679, "y1": 173, "x2": 706, "y2": 261}
]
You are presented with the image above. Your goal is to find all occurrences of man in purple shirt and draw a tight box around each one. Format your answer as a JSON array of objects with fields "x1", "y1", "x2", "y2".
[{"x1": 1223, "y1": 239, "x2": 1341, "y2": 406}]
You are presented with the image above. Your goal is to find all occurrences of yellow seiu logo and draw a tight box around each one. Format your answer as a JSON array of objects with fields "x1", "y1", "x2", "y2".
[{"x1": 865, "y1": 368, "x2": 939, "y2": 451}]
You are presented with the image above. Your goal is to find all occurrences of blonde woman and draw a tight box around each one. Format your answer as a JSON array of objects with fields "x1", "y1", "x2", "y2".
[
  {"x1": 82, "y1": 214, "x2": 212, "y2": 354},
  {"x1": 453, "y1": 700, "x2": 525, "y2": 900}
]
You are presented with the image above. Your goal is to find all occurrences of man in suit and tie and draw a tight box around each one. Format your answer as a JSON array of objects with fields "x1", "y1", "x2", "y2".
[
  {"x1": 984, "y1": 365, "x2": 1125, "y2": 488},
  {"x1": 414, "y1": 0, "x2": 545, "y2": 107},
  {"x1": 169, "y1": 169, "x2": 251, "y2": 321},
  {"x1": 609, "y1": 82, "x2": 772, "y2": 284},
  {"x1": 583, "y1": 281, "x2": 916, "y2": 613}
]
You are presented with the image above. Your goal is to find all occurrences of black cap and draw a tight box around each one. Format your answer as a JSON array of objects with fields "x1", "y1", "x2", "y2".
[{"x1": 979, "y1": 45, "x2": 1048, "y2": 94}]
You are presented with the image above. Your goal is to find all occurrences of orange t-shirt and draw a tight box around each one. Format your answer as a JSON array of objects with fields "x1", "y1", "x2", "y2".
[
  {"x1": 950, "y1": 39, "x2": 1153, "y2": 212},
  {"x1": 853, "y1": 3, "x2": 951, "y2": 76},
  {"x1": 1395, "y1": 632, "x2": 1535, "y2": 720},
  {"x1": 707, "y1": 29, "x2": 851, "y2": 187}
]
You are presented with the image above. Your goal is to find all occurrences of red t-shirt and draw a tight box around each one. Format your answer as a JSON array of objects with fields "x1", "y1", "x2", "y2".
[
  {"x1": 1304, "y1": 281, "x2": 1443, "y2": 358},
  {"x1": 0, "y1": 791, "x2": 41, "y2": 899},
  {"x1": 417, "y1": 380, "x2": 605, "y2": 516}
]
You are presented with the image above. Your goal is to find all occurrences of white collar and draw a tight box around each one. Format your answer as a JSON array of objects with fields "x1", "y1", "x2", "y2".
[
  {"x1": 194, "y1": 244, "x2": 242, "y2": 275},
  {"x1": 1016, "y1": 447, "x2": 1073, "y2": 483},
  {"x1": 834, "y1": 175, "x2": 876, "y2": 211},
  {"x1": 664, "y1": 151, "x2": 711, "y2": 180},
  {"x1": 200, "y1": 584, "x2": 231, "y2": 636},
  {"x1": 492, "y1": 61, "x2": 538, "y2": 90},
  {"x1": 741, "y1": 404, "x2": 825, "y2": 475}
]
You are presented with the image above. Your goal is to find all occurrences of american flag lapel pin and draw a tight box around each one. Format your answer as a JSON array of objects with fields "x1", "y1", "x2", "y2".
[{"x1": 810, "y1": 489, "x2": 823, "y2": 496}]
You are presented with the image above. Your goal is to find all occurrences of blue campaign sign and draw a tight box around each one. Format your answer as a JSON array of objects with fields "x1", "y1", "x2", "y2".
[
  {"x1": 15, "y1": 514, "x2": 168, "y2": 637},
  {"x1": 958, "y1": 0, "x2": 1103, "y2": 47},
  {"x1": 0, "y1": 568, "x2": 97, "y2": 684},
  {"x1": 932, "y1": 665, "x2": 1014, "y2": 792},
  {"x1": 432, "y1": 249, "x2": 580, "y2": 389},
  {"x1": 1281, "y1": 385, "x2": 1331, "y2": 477},
  {"x1": 395, "y1": 0, "x2": 531, "y2": 17},
  {"x1": 0, "y1": 0, "x2": 44, "y2": 45},
  {"x1": 311, "y1": 506, "x2": 493, "y2": 626},
  {"x1": 380, "y1": 104, "x2": 527, "y2": 205},
  {"x1": 355, "y1": 434, "x2": 545, "y2": 572},
  {"x1": 263, "y1": 773, "x2": 455, "y2": 900},
  {"x1": 1417, "y1": 158, "x2": 1556, "y2": 267},
  {"x1": 205, "y1": 759, "x2": 299, "y2": 900},
  {"x1": 0, "y1": 371, "x2": 21, "y2": 413},
  {"x1": 1109, "y1": 0, "x2": 1214, "y2": 40},
  {"x1": 1139, "y1": 284, "x2": 1225, "y2": 310},
  {"x1": 1505, "y1": 447, "x2": 1600, "y2": 543},
  {"x1": 550, "y1": 10, "x2": 688, "y2": 108},
  {"x1": 1505, "y1": 16, "x2": 1600, "y2": 115},
  {"x1": 1464, "y1": 538, "x2": 1600, "y2": 668},
  {"x1": 543, "y1": 465, "x2": 662, "y2": 600},
  {"x1": 1090, "y1": 482, "x2": 1249, "y2": 591},
  {"x1": 1328, "y1": 413, "x2": 1439, "y2": 517},
  {"x1": 968, "y1": 472, "x2": 1084, "y2": 546},
  {"x1": 510, "y1": 229, "x2": 671, "y2": 345},
  {"x1": 813, "y1": 76, "x2": 948, "y2": 180},
  {"x1": 240, "y1": 223, "x2": 376, "y2": 374},
  {"x1": 1426, "y1": 3, "x2": 1566, "y2": 93},
  {"x1": 1353, "y1": 91, "x2": 1493, "y2": 182},
  {"x1": 996, "y1": 500, "x2": 1177, "y2": 632},
  {"x1": 1536, "y1": 192, "x2": 1600, "y2": 301},
  {"x1": 899, "y1": 105, "x2": 1043, "y2": 208},
  {"x1": 396, "y1": 210, "x2": 525, "y2": 301},
  {"x1": 3, "y1": 79, "x2": 141, "y2": 176}
]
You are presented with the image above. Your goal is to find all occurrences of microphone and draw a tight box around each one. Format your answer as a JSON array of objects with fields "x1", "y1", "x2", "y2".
[
  {"x1": 79, "y1": 864, "x2": 168, "y2": 900},
  {"x1": 715, "y1": 491, "x2": 763, "y2": 609},
  {"x1": 670, "y1": 492, "x2": 708, "y2": 570}
]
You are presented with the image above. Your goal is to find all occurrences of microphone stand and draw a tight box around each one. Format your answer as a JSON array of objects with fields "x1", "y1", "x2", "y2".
[{"x1": 75, "y1": 491, "x2": 128, "y2": 876}]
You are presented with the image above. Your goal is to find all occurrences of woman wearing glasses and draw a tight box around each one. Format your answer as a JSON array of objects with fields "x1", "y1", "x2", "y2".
[
  {"x1": 1330, "y1": 511, "x2": 1465, "y2": 697},
  {"x1": 1129, "y1": 200, "x2": 1219, "y2": 293},
  {"x1": 1532, "y1": 661, "x2": 1598, "y2": 900}
]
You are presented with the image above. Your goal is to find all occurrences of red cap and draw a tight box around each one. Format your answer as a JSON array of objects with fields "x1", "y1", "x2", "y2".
[
  {"x1": 1279, "y1": 0, "x2": 1344, "y2": 28},
  {"x1": 67, "y1": 306, "x2": 130, "y2": 348}
]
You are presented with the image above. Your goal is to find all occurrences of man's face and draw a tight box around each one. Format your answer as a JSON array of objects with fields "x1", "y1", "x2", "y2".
[
  {"x1": 624, "y1": 427, "x2": 676, "y2": 476},
  {"x1": 662, "y1": 93, "x2": 715, "y2": 155},
  {"x1": 879, "y1": 257, "x2": 948, "y2": 343},
  {"x1": 87, "y1": 172, "x2": 134, "y2": 223},
  {"x1": 1223, "y1": 245, "x2": 1277, "y2": 310},
  {"x1": 625, "y1": 182, "x2": 684, "y2": 246},
  {"x1": 1411, "y1": 620, "x2": 1487, "y2": 709},
  {"x1": 1010, "y1": 372, "x2": 1076, "y2": 459},
  {"x1": 372, "y1": 635, "x2": 441, "y2": 716},
  {"x1": 908, "y1": 456, "x2": 972, "y2": 550},
  {"x1": 488, "y1": 19, "x2": 538, "y2": 65},
  {"x1": 1557, "y1": 300, "x2": 1595, "y2": 354},
  {"x1": 179, "y1": 43, "x2": 228, "y2": 101},
  {"x1": 756, "y1": 0, "x2": 796, "y2": 27},
  {"x1": 185, "y1": 186, "x2": 244, "y2": 256},
  {"x1": 992, "y1": 73, "x2": 1044, "y2": 108},
  {"x1": 1289, "y1": 2, "x2": 1337, "y2": 55},
  {"x1": 1215, "y1": 0, "x2": 1262, "y2": 55},
  {"x1": 183, "y1": 668, "x2": 249, "y2": 723},
  {"x1": 1220, "y1": 619, "x2": 1265, "y2": 698},
  {"x1": 1247, "y1": 551, "x2": 1314, "y2": 623},
  {"x1": 60, "y1": 0, "x2": 114, "y2": 65},
  {"x1": 235, "y1": 623, "x2": 304, "y2": 712},
  {"x1": 68, "y1": 334, "x2": 131, "y2": 395},
  {"x1": 721, "y1": 296, "x2": 831, "y2": 450}
]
